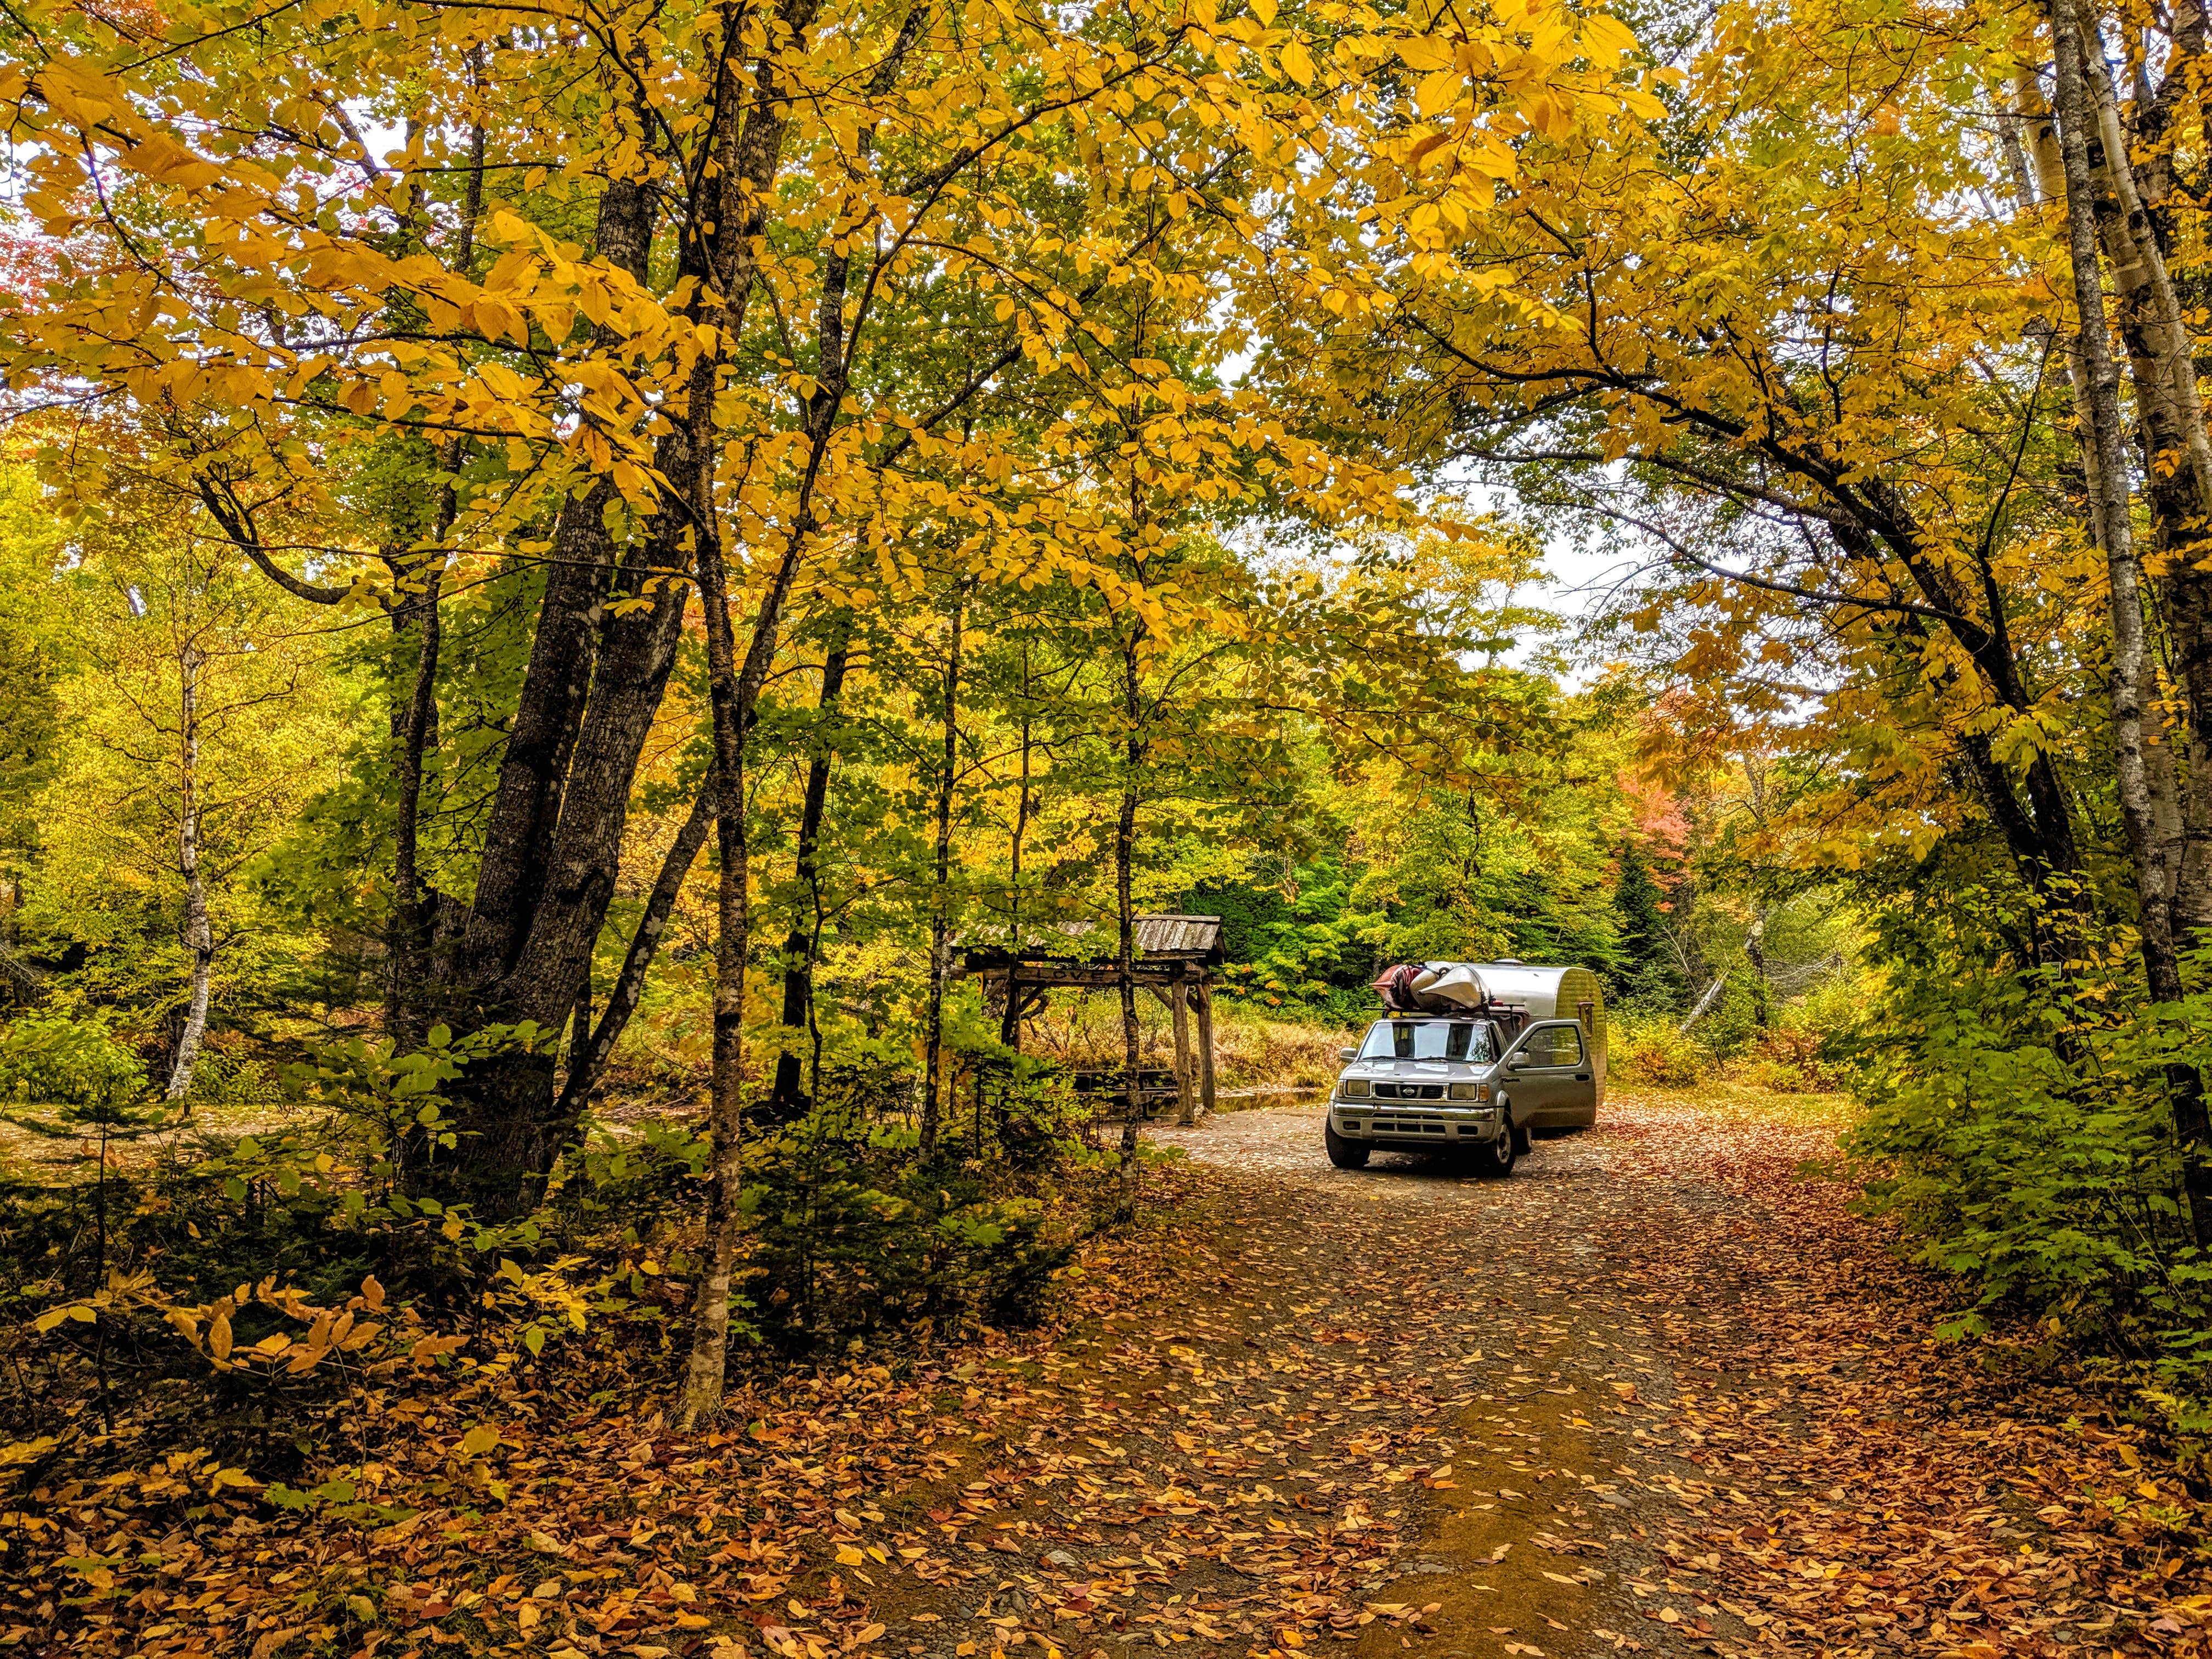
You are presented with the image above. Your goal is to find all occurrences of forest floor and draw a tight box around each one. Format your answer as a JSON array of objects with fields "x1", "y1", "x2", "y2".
[{"x1": 27, "y1": 1091, "x2": 2212, "y2": 1659}]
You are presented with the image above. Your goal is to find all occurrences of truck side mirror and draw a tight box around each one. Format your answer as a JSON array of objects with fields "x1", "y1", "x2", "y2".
[{"x1": 1338, "y1": 1047, "x2": 1358, "y2": 1063}]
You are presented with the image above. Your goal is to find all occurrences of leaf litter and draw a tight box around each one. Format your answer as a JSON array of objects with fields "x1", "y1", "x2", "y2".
[{"x1": 8, "y1": 1092, "x2": 2212, "y2": 1658}]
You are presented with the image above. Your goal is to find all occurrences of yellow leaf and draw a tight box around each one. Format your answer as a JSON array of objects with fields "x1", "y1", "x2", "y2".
[
  {"x1": 1397, "y1": 35, "x2": 1457, "y2": 72},
  {"x1": 835, "y1": 1544, "x2": 866, "y2": 1566},
  {"x1": 1414, "y1": 68, "x2": 1462, "y2": 120},
  {"x1": 1581, "y1": 12, "x2": 1638, "y2": 58},
  {"x1": 1279, "y1": 37, "x2": 1315, "y2": 84}
]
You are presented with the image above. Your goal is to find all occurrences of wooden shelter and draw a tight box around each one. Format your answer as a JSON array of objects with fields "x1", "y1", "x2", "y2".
[{"x1": 959, "y1": 915, "x2": 1225, "y2": 1125}]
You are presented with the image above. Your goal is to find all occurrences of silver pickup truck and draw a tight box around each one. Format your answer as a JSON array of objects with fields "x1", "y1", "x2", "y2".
[{"x1": 1324, "y1": 962, "x2": 1604, "y2": 1176}]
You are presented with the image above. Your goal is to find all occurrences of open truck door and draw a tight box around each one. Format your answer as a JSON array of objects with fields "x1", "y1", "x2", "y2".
[{"x1": 1498, "y1": 1019, "x2": 1598, "y2": 1130}]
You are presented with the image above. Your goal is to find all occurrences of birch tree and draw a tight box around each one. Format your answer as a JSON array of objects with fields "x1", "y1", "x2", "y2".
[{"x1": 37, "y1": 509, "x2": 338, "y2": 1099}]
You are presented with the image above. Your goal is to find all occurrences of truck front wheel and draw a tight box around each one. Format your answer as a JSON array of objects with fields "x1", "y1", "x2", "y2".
[
  {"x1": 1475, "y1": 1122, "x2": 1520, "y2": 1178},
  {"x1": 1325, "y1": 1123, "x2": 1370, "y2": 1170}
]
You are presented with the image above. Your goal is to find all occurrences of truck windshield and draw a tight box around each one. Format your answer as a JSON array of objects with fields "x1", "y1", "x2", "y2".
[{"x1": 1357, "y1": 1021, "x2": 1492, "y2": 1062}]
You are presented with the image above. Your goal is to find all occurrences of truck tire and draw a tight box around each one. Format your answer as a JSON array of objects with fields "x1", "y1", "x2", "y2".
[
  {"x1": 1325, "y1": 1123, "x2": 1370, "y2": 1170},
  {"x1": 1475, "y1": 1124, "x2": 1519, "y2": 1178}
]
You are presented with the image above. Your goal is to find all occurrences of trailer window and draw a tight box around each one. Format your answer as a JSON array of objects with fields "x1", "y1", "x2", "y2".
[{"x1": 1358, "y1": 1022, "x2": 1492, "y2": 1062}]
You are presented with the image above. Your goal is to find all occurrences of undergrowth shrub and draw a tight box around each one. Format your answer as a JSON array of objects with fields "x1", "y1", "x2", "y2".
[
  {"x1": 1741, "y1": 1028, "x2": 1836, "y2": 1093},
  {"x1": 1840, "y1": 897, "x2": 2212, "y2": 1431},
  {"x1": 0, "y1": 1012, "x2": 144, "y2": 1108},
  {"x1": 742, "y1": 1057, "x2": 1096, "y2": 1345},
  {"x1": 0, "y1": 1022, "x2": 700, "y2": 1491},
  {"x1": 1609, "y1": 1014, "x2": 1706, "y2": 1086},
  {"x1": 0, "y1": 1015, "x2": 1127, "y2": 1508}
]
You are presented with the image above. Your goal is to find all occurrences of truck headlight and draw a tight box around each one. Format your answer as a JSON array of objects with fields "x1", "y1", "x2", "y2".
[
  {"x1": 1340, "y1": 1079, "x2": 1369, "y2": 1099},
  {"x1": 1449, "y1": 1082, "x2": 1489, "y2": 1101}
]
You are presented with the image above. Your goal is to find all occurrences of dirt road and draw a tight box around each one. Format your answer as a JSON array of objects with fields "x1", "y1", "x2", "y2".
[{"x1": 869, "y1": 1096, "x2": 2206, "y2": 1659}]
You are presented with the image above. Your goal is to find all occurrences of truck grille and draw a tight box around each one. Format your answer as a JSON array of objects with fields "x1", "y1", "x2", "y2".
[
  {"x1": 1373, "y1": 1082, "x2": 1446, "y2": 1101},
  {"x1": 1368, "y1": 1114, "x2": 1451, "y2": 1135}
]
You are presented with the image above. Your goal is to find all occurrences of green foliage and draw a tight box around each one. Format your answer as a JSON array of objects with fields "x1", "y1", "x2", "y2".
[
  {"x1": 0, "y1": 1013, "x2": 146, "y2": 1110},
  {"x1": 1611, "y1": 841, "x2": 1686, "y2": 1012},
  {"x1": 742, "y1": 1052, "x2": 1094, "y2": 1345},
  {"x1": 1839, "y1": 884, "x2": 2212, "y2": 1392}
]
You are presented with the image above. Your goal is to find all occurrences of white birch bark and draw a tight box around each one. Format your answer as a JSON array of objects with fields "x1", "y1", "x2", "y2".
[{"x1": 165, "y1": 642, "x2": 212, "y2": 1103}]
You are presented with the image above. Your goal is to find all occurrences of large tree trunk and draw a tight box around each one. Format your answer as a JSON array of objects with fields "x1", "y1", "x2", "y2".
[
  {"x1": 2061, "y1": 9, "x2": 2212, "y2": 938},
  {"x1": 440, "y1": 0, "x2": 818, "y2": 1205},
  {"x1": 454, "y1": 176, "x2": 653, "y2": 996},
  {"x1": 165, "y1": 642, "x2": 211, "y2": 1104}
]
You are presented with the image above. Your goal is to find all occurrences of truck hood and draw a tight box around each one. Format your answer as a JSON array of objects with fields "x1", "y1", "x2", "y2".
[{"x1": 1341, "y1": 1058, "x2": 1494, "y2": 1080}]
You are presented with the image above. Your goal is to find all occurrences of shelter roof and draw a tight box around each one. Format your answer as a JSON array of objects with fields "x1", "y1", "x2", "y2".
[{"x1": 960, "y1": 913, "x2": 1224, "y2": 976}]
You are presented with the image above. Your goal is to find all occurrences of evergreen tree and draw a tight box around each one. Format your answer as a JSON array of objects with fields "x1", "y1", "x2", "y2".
[{"x1": 1612, "y1": 840, "x2": 1686, "y2": 1013}]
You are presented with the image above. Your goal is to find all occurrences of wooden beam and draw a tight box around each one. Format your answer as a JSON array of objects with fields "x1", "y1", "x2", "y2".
[
  {"x1": 1200, "y1": 986, "x2": 1218, "y2": 1114},
  {"x1": 969, "y1": 966, "x2": 1200, "y2": 990},
  {"x1": 1171, "y1": 982, "x2": 1195, "y2": 1126}
]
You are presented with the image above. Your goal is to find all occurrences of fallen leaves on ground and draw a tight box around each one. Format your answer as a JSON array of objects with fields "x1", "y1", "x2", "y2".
[{"x1": 6, "y1": 1093, "x2": 2212, "y2": 1659}]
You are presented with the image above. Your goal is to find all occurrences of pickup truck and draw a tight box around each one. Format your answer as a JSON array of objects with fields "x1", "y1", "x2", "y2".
[{"x1": 1323, "y1": 962, "x2": 1605, "y2": 1175}]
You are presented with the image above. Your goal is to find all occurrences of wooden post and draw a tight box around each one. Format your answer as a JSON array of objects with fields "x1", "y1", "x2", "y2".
[
  {"x1": 1194, "y1": 979, "x2": 1216, "y2": 1121},
  {"x1": 1171, "y1": 980, "x2": 1195, "y2": 1126}
]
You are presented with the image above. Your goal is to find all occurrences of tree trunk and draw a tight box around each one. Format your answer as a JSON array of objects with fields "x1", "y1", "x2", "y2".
[
  {"x1": 1194, "y1": 982, "x2": 1216, "y2": 1121},
  {"x1": 1743, "y1": 913, "x2": 1771, "y2": 1031},
  {"x1": 385, "y1": 537, "x2": 444, "y2": 1051},
  {"x1": 767, "y1": 635, "x2": 851, "y2": 1122},
  {"x1": 676, "y1": 572, "x2": 749, "y2": 1431},
  {"x1": 920, "y1": 596, "x2": 962, "y2": 1164},
  {"x1": 557, "y1": 766, "x2": 719, "y2": 1121},
  {"x1": 675, "y1": 0, "x2": 843, "y2": 1425},
  {"x1": 1113, "y1": 633, "x2": 1146, "y2": 1214},
  {"x1": 2050, "y1": 0, "x2": 2212, "y2": 1246},
  {"x1": 444, "y1": 0, "x2": 822, "y2": 1204},
  {"x1": 1677, "y1": 972, "x2": 1726, "y2": 1035},
  {"x1": 455, "y1": 176, "x2": 652, "y2": 995},
  {"x1": 2074, "y1": 15, "x2": 2212, "y2": 941},
  {"x1": 997, "y1": 648, "x2": 1035, "y2": 1048},
  {"x1": 2051, "y1": 0, "x2": 2183, "y2": 994},
  {"x1": 166, "y1": 644, "x2": 211, "y2": 1104}
]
